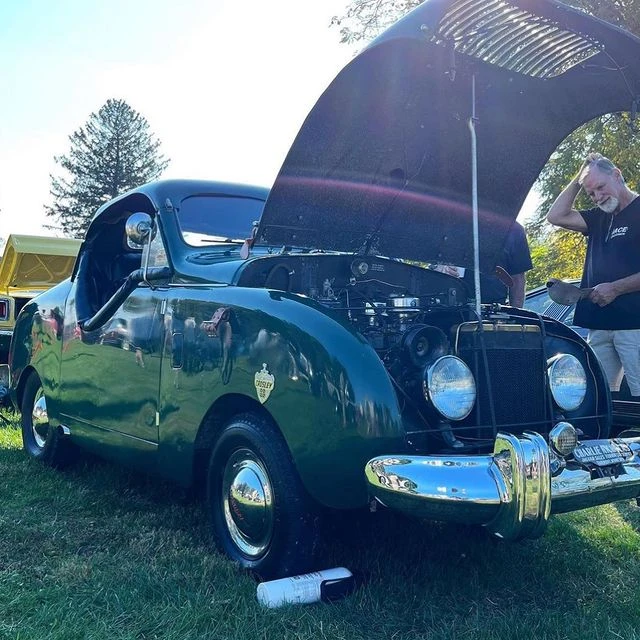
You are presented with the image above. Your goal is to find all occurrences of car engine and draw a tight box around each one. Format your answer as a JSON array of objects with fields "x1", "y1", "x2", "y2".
[{"x1": 237, "y1": 253, "x2": 606, "y2": 453}]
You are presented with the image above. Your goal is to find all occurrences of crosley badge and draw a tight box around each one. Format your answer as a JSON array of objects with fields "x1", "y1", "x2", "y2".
[{"x1": 254, "y1": 363, "x2": 275, "y2": 404}]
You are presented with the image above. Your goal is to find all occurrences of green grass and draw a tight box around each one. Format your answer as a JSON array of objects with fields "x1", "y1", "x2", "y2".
[{"x1": 1, "y1": 413, "x2": 640, "y2": 640}]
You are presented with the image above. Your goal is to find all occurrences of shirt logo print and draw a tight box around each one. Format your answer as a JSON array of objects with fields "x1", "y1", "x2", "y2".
[{"x1": 609, "y1": 226, "x2": 628, "y2": 240}]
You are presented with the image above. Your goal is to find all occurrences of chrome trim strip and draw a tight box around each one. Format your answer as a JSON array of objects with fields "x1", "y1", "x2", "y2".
[{"x1": 365, "y1": 433, "x2": 640, "y2": 541}]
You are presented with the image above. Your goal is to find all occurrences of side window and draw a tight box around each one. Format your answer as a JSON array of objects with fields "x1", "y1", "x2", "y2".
[{"x1": 147, "y1": 223, "x2": 169, "y2": 268}]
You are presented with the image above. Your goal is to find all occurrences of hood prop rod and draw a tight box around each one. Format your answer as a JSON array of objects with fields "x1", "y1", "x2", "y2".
[
  {"x1": 468, "y1": 74, "x2": 481, "y2": 318},
  {"x1": 467, "y1": 73, "x2": 498, "y2": 435}
]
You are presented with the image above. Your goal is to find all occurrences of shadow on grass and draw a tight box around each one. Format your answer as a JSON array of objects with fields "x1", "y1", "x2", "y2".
[
  {"x1": 313, "y1": 501, "x2": 640, "y2": 636},
  {"x1": 616, "y1": 499, "x2": 640, "y2": 532},
  {"x1": 4, "y1": 430, "x2": 640, "y2": 639}
]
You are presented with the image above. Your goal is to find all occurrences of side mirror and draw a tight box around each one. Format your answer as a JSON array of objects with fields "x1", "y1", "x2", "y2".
[{"x1": 125, "y1": 212, "x2": 153, "y2": 246}]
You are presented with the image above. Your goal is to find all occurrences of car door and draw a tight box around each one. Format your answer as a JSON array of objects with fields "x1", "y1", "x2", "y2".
[
  {"x1": 56, "y1": 210, "x2": 170, "y2": 467},
  {"x1": 58, "y1": 278, "x2": 166, "y2": 462}
]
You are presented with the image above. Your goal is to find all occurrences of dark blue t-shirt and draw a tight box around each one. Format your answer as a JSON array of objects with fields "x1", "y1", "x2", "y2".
[
  {"x1": 575, "y1": 197, "x2": 640, "y2": 329},
  {"x1": 466, "y1": 221, "x2": 532, "y2": 303}
]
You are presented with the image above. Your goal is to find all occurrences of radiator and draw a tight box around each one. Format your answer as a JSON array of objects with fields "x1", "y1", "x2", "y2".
[{"x1": 453, "y1": 323, "x2": 550, "y2": 440}]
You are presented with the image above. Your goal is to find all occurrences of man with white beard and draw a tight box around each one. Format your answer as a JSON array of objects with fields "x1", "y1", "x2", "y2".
[{"x1": 547, "y1": 152, "x2": 640, "y2": 399}]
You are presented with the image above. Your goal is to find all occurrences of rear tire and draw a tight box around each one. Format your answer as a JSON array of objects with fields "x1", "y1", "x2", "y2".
[
  {"x1": 21, "y1": 372, "x2": 74, "y2": 467},
  {"x1": 207, "y1": 413, "x2": 319, "y2": 579}
]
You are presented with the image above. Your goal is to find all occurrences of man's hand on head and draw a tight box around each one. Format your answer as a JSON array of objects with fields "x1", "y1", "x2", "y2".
[{"x1": 576, "y1": 152, "x2": 601, "y2": 184}]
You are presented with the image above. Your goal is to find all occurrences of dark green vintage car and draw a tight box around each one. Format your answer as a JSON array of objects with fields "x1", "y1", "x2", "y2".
[{"x1": 8, "y1": 0, "x2": 640, "y2": 579}]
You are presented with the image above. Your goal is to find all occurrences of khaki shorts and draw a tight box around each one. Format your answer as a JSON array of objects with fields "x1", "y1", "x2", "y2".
[{"x1": 588, "y1": 329, "x2": 640, "y2": 396}]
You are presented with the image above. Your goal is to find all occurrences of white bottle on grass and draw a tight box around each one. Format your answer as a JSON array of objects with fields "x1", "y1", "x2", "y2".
[{"x1": 257, "y1": 567, "x2": 354, "y2": 608}]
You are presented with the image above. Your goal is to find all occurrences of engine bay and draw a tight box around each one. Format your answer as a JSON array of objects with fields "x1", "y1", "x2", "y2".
[
  {"x1": 238, "y1": 253, "x2": 469, "y2": 326},
  {"x1": 236, "y1": 253, "x2": 604, "y2": 452}
]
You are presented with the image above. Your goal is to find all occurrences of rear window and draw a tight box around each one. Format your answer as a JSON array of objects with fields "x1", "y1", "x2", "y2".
[{"x1": 176, "y1": 195, "x2": 265, "y2": 247}]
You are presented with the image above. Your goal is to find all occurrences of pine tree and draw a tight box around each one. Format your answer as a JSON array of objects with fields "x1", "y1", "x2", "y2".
[{"x1": 46, "y1": 99, "x2": 170, "y2": 238}]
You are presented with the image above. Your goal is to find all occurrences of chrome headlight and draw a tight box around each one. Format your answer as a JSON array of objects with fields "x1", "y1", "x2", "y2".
[
  {"x1": 549, "y1": 422, "x2": 578, "y2": 456},
  {"x1": 547, "y1": 354, "x2": 587, "y2": 411},
  {"x1": 424, "y1": 356, "x2": 476, "y2": 421}
]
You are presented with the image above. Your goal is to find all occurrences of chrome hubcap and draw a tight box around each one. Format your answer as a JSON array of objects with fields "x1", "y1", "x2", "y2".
[
  {"x1": 31, "y1": 389, "x2": 49, "y2": 449},
  {"x1": 222, "y1": 448, "x2": 274, "y2": 559}
]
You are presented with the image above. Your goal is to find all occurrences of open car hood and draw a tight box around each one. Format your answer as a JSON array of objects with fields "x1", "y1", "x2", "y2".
[
  {"x1": 259, "y1": 0, "x2": 640, "y2": 273},
  {"x1": 0, "y1": 235, "x2": 81, "y2": 296}
]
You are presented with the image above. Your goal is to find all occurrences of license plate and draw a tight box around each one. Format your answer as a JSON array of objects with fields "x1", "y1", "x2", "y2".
[{"x1": 573, "y1": 440, "x2": 633, "y2": 467}]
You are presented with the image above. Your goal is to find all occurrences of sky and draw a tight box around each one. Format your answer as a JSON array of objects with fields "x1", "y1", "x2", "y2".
[{"x1": 0, "y1": 0, "x2": 357, "y2": 240}]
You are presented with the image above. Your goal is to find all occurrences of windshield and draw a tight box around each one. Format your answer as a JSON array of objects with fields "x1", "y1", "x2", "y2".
[
  {"x1": 525, "y1": 290, "x2": 554, "y2": 316},
  {"x1": 177, "y1": 195, "x2": 266, "y2": 247}
]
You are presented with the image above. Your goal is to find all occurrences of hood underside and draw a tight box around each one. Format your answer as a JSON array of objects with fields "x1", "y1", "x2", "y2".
[
  {"x1": 0, "y1": 235, "x2": 81, "y2": 294},
  {"x1": 258, "y1": 0, "x2": 640, "y2": 273}
]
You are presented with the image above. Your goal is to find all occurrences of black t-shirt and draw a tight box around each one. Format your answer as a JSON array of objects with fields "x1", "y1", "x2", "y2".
[
  {"x1": 465, "y1": 221, "x2": 533, "y2": 303},
  {"x1": 574, "y1": 197, "x2": 640, "y2": 329}
]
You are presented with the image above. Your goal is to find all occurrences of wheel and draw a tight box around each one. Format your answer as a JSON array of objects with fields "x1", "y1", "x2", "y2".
[
  {"x1": 207, "y1": 413, "x2": 319, "y2": 579},
  {"x1": 21, "y1": 372, "x2": 74, "y2": 467}
]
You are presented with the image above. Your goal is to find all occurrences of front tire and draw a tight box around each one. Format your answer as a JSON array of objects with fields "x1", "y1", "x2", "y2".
[
  {"x1": 207, "y1": 413, "x2": 319, "y2": 579},
  {"x1": 21, "y1": 372, "x2": 74, "y2": 467}
]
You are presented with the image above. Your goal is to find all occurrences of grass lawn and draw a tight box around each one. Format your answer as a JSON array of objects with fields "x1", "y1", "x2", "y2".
[{"x1": 1, "y1": 412, "x2": 639, "y2": 640}]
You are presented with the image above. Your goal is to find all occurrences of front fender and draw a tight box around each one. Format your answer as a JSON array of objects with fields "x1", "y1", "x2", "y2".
[{"x1": 159, "y1": 287, "x2": 405, "y2": 508}]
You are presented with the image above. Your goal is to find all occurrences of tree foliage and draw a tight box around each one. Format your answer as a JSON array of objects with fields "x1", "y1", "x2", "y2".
[
  {"x1": 527, "y1": 231, "x2": 586, "y2": 289},
  {"x1": 46, "y1": 99, "x2": 169, "y2": 238},
  {"x1": 331, "y1": 0, "x2": 422, "y2": 44},
  {"x1": 332, "y1": 0, "x2": 640, "y2": 284}
]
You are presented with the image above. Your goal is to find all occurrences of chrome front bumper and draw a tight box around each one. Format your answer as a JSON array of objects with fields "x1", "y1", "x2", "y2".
[{"x1": 365, "y1": 432, "x2": 640, "y2": 541}]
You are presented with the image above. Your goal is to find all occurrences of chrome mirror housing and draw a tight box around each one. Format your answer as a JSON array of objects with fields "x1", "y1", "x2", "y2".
[{"x1": 125, "y1": 212, "x2": 153, "y2": 246}]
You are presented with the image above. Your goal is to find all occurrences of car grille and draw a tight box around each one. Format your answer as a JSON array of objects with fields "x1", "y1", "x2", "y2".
[
  {"x1": 454, "y1": 323, "x2": 550, "y2": 441},
  {"x1": 541, "y1": 301, "x2": 570, "y2": 321}
]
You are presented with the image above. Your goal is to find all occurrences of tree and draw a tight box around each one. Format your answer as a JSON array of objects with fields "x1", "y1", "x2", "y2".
[
  {"x1": 46, "y1": 99, "x2": 169, "y2": 238},
  {"x1": 331, "y1": 0, "x2": 422, "y2": 45},
  {"x1": 526, "y1": 231, "x2": 586, "y2": 289}
]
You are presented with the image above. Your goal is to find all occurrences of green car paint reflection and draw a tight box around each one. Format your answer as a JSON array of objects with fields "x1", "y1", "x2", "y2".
[{"x1": 14, "y1": 245, "x2": 404, "y2": 509}]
